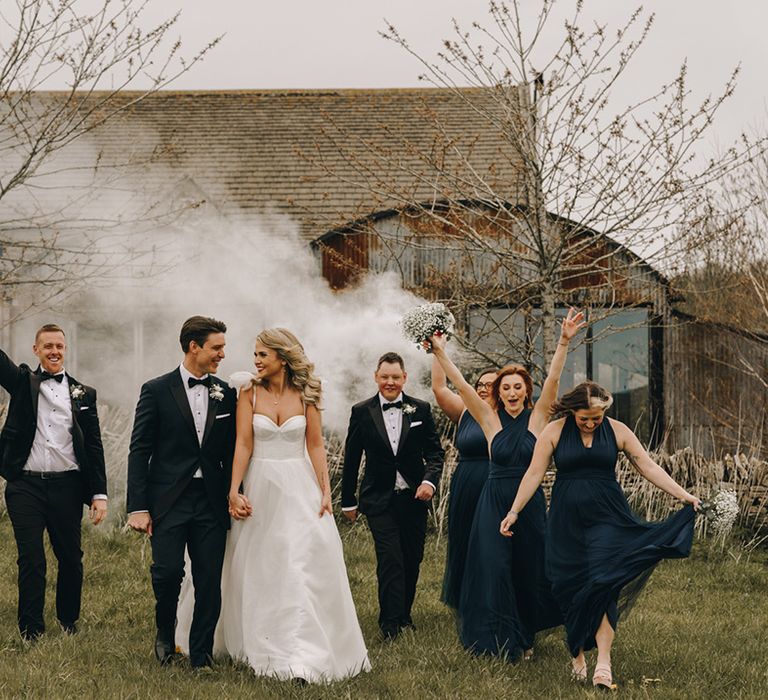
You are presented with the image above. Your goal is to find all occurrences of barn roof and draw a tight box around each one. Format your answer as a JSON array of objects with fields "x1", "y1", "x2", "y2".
[{"x1": 27, "y1": 88, "x2": 527, "y2": 241}]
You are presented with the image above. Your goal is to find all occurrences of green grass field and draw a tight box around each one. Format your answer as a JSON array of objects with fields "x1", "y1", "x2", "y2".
[{"x1": 0, "y1": 513, "x2": 765, "y2": 699}]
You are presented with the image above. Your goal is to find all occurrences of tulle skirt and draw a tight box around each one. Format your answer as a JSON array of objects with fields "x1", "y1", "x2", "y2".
[
  {"x1": 457, "y1": 476, "x2": 562, "y2": 659},
  {"x1": 546, "y1": 477, "x2": 695, "y2": 657},
  {"x1": 441, "y1": 457, "x2": 490, "y2": 609}
]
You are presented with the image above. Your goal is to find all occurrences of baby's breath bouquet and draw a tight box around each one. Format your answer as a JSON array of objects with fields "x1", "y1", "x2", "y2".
[
  {"x1": 699, "y1": 488, "x2": 739, "y2": 538},
  {"x1": 401, "y1": 303, "x2": 456, "y2": 351}
]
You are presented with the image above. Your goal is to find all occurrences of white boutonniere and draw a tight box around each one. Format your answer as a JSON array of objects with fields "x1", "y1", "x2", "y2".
[
  {"x1": 70, "y1": 384, "x2": 85, "y2": 401},
  {"x1": 209, "y1": 383, "x2": 225, "y2": 402},
  {"x1": 402, "y1": 403, "x2": 417, "y2": 416}
]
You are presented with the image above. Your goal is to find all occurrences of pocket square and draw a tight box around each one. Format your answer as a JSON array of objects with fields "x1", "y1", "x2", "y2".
[
  {"x1": 410, "y1": 420, "x2": 423, "y2": 427},
  {"x1": 215, "y1": 413, "x2": 231, "y2": 419},
  {"x1": 79, "y1": 406, "x2": 90, "y2": 411}
]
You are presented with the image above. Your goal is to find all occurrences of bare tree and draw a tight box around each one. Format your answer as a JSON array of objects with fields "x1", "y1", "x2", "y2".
[
  {"x1": 312, "y1": 1, "x2": 764, "y2": 375},
  {"x1": 0, "y1": 0, "x2": 218, "y2": 322}
]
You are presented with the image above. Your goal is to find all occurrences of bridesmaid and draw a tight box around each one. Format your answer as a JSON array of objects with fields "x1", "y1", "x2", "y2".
[
  {"x1": 501, "y1": 381, "x2": 699, "y2": 689},
  {"x1": 431, "y1": 360, "x2": 498, "y2": 609},
  {"x1": 430, "y1": 308, "x2": 585, "y2": 661}
]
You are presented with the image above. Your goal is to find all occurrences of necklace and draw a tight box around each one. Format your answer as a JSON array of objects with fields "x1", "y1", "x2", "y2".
[{"x1": 266, "y1": 384, "x2": 283, "y2": 405}]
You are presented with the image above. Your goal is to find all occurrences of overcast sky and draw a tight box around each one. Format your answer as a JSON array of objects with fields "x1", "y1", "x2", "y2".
[
  {"x1": 29, "y1": 1, "x2": 768, "y2": 150},
  {"x1": 120, "y1": 1, "x2": 767, "y2": 144}
]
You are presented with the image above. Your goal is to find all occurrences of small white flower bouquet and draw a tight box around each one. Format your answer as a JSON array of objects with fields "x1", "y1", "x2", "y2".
[
  {"x1": 699, "y1": 488, "x2": 739, "y2": 538},
  {"x1": 401, "y1": 303, "x2": 456, "y2": 351}
]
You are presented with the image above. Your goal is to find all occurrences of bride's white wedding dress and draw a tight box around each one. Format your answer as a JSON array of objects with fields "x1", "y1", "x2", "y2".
[{"x1": 176, "y1": 399, "x2": 370, "y2": 682}]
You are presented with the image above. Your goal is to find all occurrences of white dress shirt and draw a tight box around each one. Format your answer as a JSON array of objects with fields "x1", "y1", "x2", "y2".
[
  {"x1": 379, "y1": 393, "x2": 411, "y2": 491},
  {"x1": 178, "y1": 363, "x2": 208, "y2": 478},
  {"x1": 24, "y1": 370, "x2": 106, "y2": 501}
]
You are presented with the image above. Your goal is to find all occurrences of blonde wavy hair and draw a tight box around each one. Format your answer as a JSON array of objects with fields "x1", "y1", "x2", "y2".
[{"x1": 255, "y1": 328, "x2": 322, "y2": 407}]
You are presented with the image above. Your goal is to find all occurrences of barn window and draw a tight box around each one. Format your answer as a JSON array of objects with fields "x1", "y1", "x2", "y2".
[{"x1": 467, "y1": 306, "x2": 651, "y2": 441}]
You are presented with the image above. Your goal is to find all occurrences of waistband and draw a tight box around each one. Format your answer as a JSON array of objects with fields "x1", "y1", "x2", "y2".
[
  {"x1": 22, "y1": 469, "x2": 79, "y2": 480},
  {"x1": 488, "y1": 465, "x2": 527, "y2": 480},
  {"x1": 555, "y1": 470, "x2": 616, "y2": 482}
]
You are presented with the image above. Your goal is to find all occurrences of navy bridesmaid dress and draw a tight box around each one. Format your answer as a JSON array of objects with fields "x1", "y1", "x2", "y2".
[
  {"x1": 547, "y1": 415, "x2": 695, "y2": 657},
  {"x1": 457, "y1": 409, "x2": 561, "y2": 659},
  {"x1": 441, "y1": 410, "x2": 490, "y2": 609}
]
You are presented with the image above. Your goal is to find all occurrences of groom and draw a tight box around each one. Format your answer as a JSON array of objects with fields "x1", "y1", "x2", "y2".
[
  {"x1": 342, "y1": 351, "x2": 444, "y2": 639},
  {"x1": 127, "y1": 316, "x2": 237, "y2": 669}
]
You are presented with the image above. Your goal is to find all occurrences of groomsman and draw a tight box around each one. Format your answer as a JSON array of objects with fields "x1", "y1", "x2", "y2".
[
  {"x1": 127, "y1": 316, "x2": 237, "y2": 669},
  {"x1": 342, "y1": 352, "x2": 444, "y2": 639},
  {"x1": 0, "y1": 324, "x2": 108, "y2": 641}
]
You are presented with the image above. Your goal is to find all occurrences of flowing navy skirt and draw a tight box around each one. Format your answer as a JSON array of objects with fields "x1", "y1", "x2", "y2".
[
  {"x1": 546, "y1": 477, "x2": 695, "y2": 657},
  {"x1": 458, "y1": 477, "x2": 562, "y2": 659},
  {"x1": 441, "y1": 457, "x2": 490, "y2": 609}
]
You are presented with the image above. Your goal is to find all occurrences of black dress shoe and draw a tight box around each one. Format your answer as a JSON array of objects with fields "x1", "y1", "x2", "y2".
[
  {"x1": 154, "y1": 635, "x2": 177, "y2": 666},
  {"x1": 20, "y1": 629, "x2": 42, "y2": 643},
  {"x1": 381, "y1": 627, "x2": 399, "y2": 642},
  {"x1": 61, "y1": 622, "x2": 78, "y2": 635},
  {"x1": 190, "y1": 653, "x2": 214, "y2": 670}
]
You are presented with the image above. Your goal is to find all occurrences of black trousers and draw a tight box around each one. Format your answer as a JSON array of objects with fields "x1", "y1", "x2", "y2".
[
  {"x1": 5, "y1": 471, "x2": 84, "y2": 636},
  {"x1": 366, "y1": 491, "x2": 428, "y2": 636},
  {"x1": 150, "y1": 479, "x2": 226, "y2": 667}
]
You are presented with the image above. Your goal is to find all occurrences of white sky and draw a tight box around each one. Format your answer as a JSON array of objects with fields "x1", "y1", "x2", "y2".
[
  {"x1": 120, "y1": 0, "x2": 767, "y2": 146},
  {"x1": 22, "y1": 1, "x2": 768, "y2": 150}
]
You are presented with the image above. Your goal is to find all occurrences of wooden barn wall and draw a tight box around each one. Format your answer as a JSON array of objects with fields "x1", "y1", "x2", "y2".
[
  {"x1": 318, "y1": 207, "x2": 668, "y2": 312},
  {"x1": 663, "y1": 314, "x2": 768, "y2": 456}
]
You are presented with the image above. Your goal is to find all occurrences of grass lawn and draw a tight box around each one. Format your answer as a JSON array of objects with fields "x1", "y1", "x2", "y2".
[{"x1": 0, "y1": 512, "x2": 765, "y2": 699}]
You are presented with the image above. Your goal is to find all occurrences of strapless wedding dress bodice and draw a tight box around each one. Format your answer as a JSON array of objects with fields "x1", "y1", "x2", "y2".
[{"x1": 251, "y1": 413, "x2": 306, "y2": 460}]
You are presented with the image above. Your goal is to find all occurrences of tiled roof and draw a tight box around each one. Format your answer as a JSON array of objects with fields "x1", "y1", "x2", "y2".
[{"x1": 34, "y1": 88, "x2": 527, "y2": 240}]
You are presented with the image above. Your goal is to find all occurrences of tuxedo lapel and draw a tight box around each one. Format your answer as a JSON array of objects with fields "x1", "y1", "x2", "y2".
[
  {"x1": 396, "y1": 396, "x2": 413, "y2": 457},
  {"x1": 169, "y1": 371, "x2": 198, "y2": 441},
  {"x1": 28, "y1": 371, "x2": 43, "y2": 420},
  {"x1": 66, "y1": 373, "x2": 85, "y2": 443},
  {"x1": 201, "y1": 381, "x2": 220, "y2": 445},
  {"x1": 367, "y1": 396, "x2": 390, "y2": 450}
]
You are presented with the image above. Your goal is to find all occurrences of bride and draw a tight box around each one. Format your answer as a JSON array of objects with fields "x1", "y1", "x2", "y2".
[{"x1": 176, "y1": 328, "x2": 370, "y2": 682}]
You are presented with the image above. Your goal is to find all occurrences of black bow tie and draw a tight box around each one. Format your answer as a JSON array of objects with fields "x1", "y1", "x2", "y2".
[
  {"x1": 188, "y1": 376, "x2": 211, "y2": 389},
  {"x1": 382, "y1": 401, "x2": 403, "y2": 411},
  {"x1": 40, "y1": 371, "x2": 64, "y2": 383}
]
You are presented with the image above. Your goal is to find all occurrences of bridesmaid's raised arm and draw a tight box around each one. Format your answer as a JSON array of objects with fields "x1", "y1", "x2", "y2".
[
  {"x1": 611, "y1": 420, "x2": 700, "y2": 509},
  {"x1": 431, "y1": 355, "x2": 465, "y2": 424},
  {"x1": 429, "y1": 333, "x2": 500, "y2": 443},
  {"x1": 530, "y1": 308, "x2": 586, "y2": 435}
]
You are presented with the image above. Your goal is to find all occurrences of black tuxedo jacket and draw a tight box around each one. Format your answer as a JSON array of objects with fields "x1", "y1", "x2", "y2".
[
  {"x1": 0, "y1": 349, "x2": 107, "y2": 505},
  {"x1": 342, "y1": 393, "x2": 444, "y2": 516},
  {"x1": 126, "y1": 368, "x2": 236, "y2": 529}
]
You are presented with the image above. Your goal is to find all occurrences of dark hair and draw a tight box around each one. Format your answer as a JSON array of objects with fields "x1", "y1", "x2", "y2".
[
  {"x1": 474, "y1": 367, "x2": 499, "y2": 388},
  {"x1": 550, "y1": 381, "x2": 613, "y2": 417},
  {"x1": 35, "y1": 324, "x2": 65, "y2": 343},
  {"x1": 179, "y1": 316, "x2": 227, "y2": 353},
  {"x1": 491, "y1": 365, "x2": 534, "y2": 410},
  {"x1": 376, "y1": 352, "x2": 405, "y2": 372}
]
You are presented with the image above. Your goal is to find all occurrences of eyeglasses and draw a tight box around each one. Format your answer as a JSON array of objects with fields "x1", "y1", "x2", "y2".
[{"x1": 475, "y1": 382, "x2": 494, "y2": 390}]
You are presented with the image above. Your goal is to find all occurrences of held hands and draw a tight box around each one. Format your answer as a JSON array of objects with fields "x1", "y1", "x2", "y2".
[
  {"x1": 89, "y1": 498, "x2": 107, "y2": 526},
  {"x1": 560, "y1": 308, "x2": 587, "y2": 343},
  {"x1": 319, "y1": 491, "x2": 332, "y2": 517},
  {"x1": 343, "y1": 508, "x2": 358, "y2": 523},
  {"x1": 127, "y1": 511, "x2": 153, "y2": 536},
  {"x1": 500, "y1": 509, "x2": 518, "y2": 537},
  {"x1": 228, "y1": 492, "x2": 253, "y2": 520}
]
